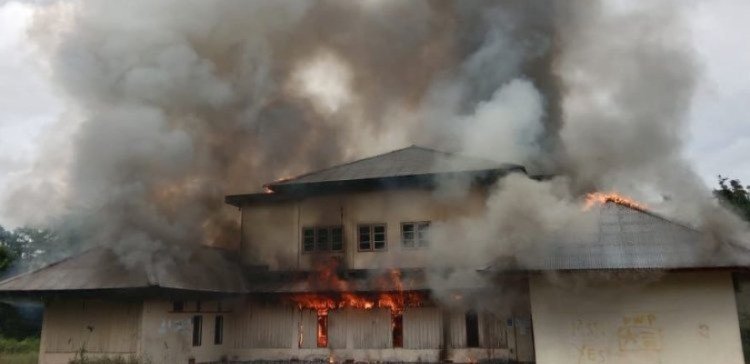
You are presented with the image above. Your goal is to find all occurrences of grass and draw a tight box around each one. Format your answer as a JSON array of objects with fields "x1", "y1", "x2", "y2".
[
  {"x1": 0, "y1": 337, "x2": 40, "y2": 364},
  {"x1": 0, "y1": 351, "x2": 39, "y2": 364}
]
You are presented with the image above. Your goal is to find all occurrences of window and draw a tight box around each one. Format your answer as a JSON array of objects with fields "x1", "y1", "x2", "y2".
[
  {"x1": 401, "y1": 222, "x2": 430, "y2": 248},
  {"x1": 302, "y1": 226, "x2": 344, "y2": 253},
  {"x1": 172, "y1": 301, "x2": 184, "y2": 312},
  {"x1": 214, "y1": 316, "x2": 224, "y2": 345},
  {"x1": 358, "y1": 224, "x2": 386, "y2": 251},
  {"x1": 192, "y1": 315, "x2": 203, "y2": 347},
  {"x1": 466, "y1": 311, "x2": 479, "y2": 348}
]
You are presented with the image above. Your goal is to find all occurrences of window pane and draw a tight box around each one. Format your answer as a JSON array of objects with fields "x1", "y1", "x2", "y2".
[
  {"x1": 303, "y1": 228, "x2": 315, "y2": 252},
  {"x1": 316, "y1": 228, "x2": 329, "y2": 251},
  {"x1": 402, "y1": 224, "x2": 414, "y2": 247},
  {"x1": 373, "y1": 225, "x2": 386, "y2": 250},
  {"x1": 331, "y1": 227, "x2": 343, "y2": 251},
  {"x1": 418, "y1": 223, "x2": 430, "y2": 247},
  {"x1": 358, "y1": 226, "x2": 371, "y2": 250}
]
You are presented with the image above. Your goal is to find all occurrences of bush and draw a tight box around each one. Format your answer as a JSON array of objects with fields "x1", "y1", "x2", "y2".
[{"x1": 0, "y1": 337, "x2": 40, "y2": 354}]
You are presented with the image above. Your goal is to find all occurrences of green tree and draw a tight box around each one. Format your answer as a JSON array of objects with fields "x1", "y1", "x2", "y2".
[
  {"x1": 0, "y1": 226, "x2": 15, "y2": 273},
  {"x1": 0, "y1": 225, "x2": 64, "y2": 273},
  {"x1": 715, "y1": 175, "x2": 750, "y2": 222},
  {"x1": 0, "y1": 246, "x2": 11, "y2": 273}
]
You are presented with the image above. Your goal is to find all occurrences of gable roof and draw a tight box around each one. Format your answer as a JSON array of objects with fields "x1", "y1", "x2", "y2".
[
  {"x1": 267, "y1": 145, "x2": 524, "y2": 190},
  {"x1": 0, "y1": 245, "x2": 248, "y2": 295},
  {"x1": 495, "y1": 202, "x2": 745, "y2": 271}
]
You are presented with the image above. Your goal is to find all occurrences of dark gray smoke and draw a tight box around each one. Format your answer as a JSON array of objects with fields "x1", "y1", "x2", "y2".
[
  {"x1": 3, "y1": 0, "x2": 561, "y2": 265},
  {"x1": 4, "y1": 0, "x2": 746, "y2": 274}
]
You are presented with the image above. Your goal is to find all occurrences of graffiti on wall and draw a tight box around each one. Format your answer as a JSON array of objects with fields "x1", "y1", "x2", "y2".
[{"x1": 570, "y1": 313, "x2": 663, "y2": 364}]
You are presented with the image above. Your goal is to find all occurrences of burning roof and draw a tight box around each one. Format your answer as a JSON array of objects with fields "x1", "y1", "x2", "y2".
[{"x1": 494, "y1": 201, "x2": 744, "y2": 271}]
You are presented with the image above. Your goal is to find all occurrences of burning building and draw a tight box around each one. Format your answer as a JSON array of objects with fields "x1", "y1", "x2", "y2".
[{"x1": 0, "y1": 145, "x2": 747, "y2": 363}]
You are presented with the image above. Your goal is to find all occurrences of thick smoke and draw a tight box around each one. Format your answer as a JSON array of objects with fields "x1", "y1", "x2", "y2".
[
  {"x1": 4, "y1": 0, "x2": 560, "y2": 266},
  {"x1": 3, "y1": 0, "x2": 747, "y2": 283},
  {"x1": 426, "y1": 1, "x2": 750, "y2": 306}
]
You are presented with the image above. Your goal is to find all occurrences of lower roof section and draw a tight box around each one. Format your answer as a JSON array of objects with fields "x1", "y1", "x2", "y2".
[{"x1": 0, "y1": 245, "x2": 248, "y2": 296}]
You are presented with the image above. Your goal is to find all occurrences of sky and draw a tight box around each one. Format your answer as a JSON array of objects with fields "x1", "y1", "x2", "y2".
[{"x1": 0, "y1": 0, "x2": 748, "y2": 228}]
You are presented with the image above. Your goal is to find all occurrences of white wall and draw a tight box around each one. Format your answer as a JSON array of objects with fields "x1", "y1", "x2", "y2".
[
  {"x1": 530, "y1": 271, "x2": 744, "y2": 364},
  {"x1": 241, "y1": 188, "x2": 487, "y2": 270},
  {"x1": 39, "y1": 299, "x2": 141, "y2": 364},
  {"x1": 37, "y1": 296, "x2": 523, "y2": 364},
  {"x1": 140, "y1": 299, "x2": 233, "y2": 364}
]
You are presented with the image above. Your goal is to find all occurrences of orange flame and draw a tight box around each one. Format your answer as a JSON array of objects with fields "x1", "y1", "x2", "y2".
[
  {"x1": 288, "y1": 265, "x2": 426, "y2": 348},
  {"x1": 262, "y1": 176, "x2": 294, "y2": 194},
  {"x1": 584, "y1": 192, "x2": 648, "y2": 211}
]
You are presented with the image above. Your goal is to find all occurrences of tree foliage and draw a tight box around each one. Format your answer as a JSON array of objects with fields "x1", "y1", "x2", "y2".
[
  {"x1": 715, "y1": 175, "x2": 750, "y2": 222},
  {"x1": 0, "y1": 226, "x2": 14, "y2": 273},
  {"x1": 0, "y1": 246, "x2": 11, "y2": 273}
]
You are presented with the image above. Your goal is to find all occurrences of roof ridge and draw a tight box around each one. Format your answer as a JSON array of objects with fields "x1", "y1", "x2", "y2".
[{"x1": 266, "y1": 145, "x2": 434, "y2": 188}]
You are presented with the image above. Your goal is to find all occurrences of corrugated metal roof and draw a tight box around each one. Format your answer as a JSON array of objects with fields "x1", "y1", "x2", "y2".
[
  {"x1": 269, "y1": 145, "x2": 522, "y2": 188},
  {"x1": 504, "y1": 202, "x2": 743, "y2": 271},
  {"x1": 0, "y1": 245, "x2": 247, "y2": 294},
  {"x1": 1, "y1": 202, "x2": 741, "y2": 296}
]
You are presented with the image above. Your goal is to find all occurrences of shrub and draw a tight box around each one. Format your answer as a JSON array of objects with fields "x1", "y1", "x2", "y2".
[{"x1": 0, "y1": 337, "x2": 40, "y2": 354}]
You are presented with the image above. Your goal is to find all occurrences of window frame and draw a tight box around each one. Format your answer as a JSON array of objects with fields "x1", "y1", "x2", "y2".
[
  {"x1": 357, "y1": 223, "x2": 387, "y2": 252},
  {"x1": 301, "y1": 226, "x2": 344, "y2": 253},
  {"x1": 401, "y1": 221, "x2": 430, "y2": 248}
]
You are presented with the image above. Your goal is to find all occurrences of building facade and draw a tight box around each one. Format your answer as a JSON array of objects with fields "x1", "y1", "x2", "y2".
[{"x1": 0, "y1": 146, "x2": 747, "y2": 364}]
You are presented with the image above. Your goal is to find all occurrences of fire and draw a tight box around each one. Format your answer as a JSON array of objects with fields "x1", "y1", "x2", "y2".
[
  {"x1": 262, "y1": 176, "x2": 294, "y2": 194},
  {"x1": 288, "y1": 290, "x2": 425, "y2": 315},
  {"x1": 288, "y1": 265, "x2": 426, "y2": 348},
  {"x1": 584, "y1": 192, "x2": 648, "y2": 212}
]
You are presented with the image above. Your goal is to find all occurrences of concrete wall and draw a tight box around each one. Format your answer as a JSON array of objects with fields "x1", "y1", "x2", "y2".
[
  {"x1": 39, "y1": 299, "x2": 141, "y2": 364},
  {"x1": 530, "y1": 271, "x2": 744, "y2": 364},
  {"x1": 240, "y1": 188, "x2": 487, "y2": 270},
  {"x1": 140, "y1": 299, "x2": 234, "y2": 364}
]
